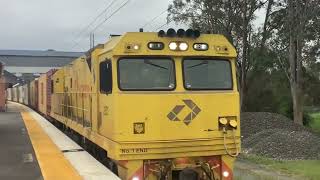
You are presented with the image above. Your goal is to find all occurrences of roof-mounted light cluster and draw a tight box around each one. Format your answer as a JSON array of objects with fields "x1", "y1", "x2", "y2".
[
  {"x1": 148, "y1": 42, "x2": 164, "y2": 50},
  {"x1": 158, "y1": 28, "x2": 201, "y2": 38},
  {"x1": 124, "y1": 43, "x2": 140, "y2": 53},
  {"x1": 169, "y1": 42, "x2": 188, "y2": 51},
  {"x1": 193, "y1": 43, "x2": 209, "y2": 51}
]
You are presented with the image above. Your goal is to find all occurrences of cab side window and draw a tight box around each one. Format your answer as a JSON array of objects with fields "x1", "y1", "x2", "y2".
[{"x1": 100, "y1": 60, "x2": 112, "y2": 94}]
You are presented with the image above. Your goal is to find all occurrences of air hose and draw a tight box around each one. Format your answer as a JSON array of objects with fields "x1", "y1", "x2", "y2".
[
  {"x1": 200, "y1": 162, "x2": 216, "y2": 180},
  {"x1": 223, "y1": 127, "x2": 239, "y2": 157}
]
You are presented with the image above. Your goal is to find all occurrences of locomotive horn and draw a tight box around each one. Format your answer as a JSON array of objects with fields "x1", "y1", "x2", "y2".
[
  {"x1": 158, "y1": 30, "x2": 166, "y2": 37},
  {"x1": 194, "y1": 30, "x2": 201, "y2": 38},
  {"x1": 186, "y1": 29, "x2": 194, "y2": 38},
  {"x1": 177, "y1": 29, "x2": 185, "y2": 37},
  {"x1": 167, "y1": 28, "x2": 177, "y2": 37}
]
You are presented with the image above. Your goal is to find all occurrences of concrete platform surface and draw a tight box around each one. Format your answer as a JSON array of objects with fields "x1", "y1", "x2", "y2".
[
  {"x1": 0, "y1": 102, "x2": 120, "y2": 180},
  {"x1": 0, "y1": 103, "x2": 42, "y2": 180}
]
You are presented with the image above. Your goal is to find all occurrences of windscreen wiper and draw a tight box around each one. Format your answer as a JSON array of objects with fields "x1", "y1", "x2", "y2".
[
  {"x1": 144, "y1": 60, "x2": 168, "y2": 70},
  {"x1": 187, "y1": 60, "x2": 208, "y2": 69}
]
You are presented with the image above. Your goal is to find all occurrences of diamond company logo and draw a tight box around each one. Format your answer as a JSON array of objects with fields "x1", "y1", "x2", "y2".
[{"x1": 167, "y1": 100, "x2": 201, "y2": 125}]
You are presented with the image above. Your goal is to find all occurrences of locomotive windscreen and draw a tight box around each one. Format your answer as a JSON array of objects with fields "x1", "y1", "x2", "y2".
[
  {"x1": 183, "y1": 59, "x2": 233, "y2": 90},
  {"x1": 118, "y1": 58, "x2": 175, "y2": 90}
]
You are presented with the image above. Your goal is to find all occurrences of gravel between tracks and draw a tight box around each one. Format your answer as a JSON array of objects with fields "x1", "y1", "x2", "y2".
[{"x1": 241, "y1": 112, "x2": 320, "y2": 160}]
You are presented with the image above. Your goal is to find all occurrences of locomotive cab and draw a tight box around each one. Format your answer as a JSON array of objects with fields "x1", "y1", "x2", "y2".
[{"x1": 97, "y1": 31, "x2": 240, "y2": 180}]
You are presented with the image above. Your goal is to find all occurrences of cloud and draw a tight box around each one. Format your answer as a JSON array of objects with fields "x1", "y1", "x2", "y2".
[{"x1": 0, "y1": 0, "x2": 174, "y2": 51}]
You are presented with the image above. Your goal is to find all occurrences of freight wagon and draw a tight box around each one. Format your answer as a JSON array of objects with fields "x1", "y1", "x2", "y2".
[
  {"x1": 29, "y1": 80, "x2": 38, "y2": 110},
  {"x1": 0, "y1": 77, "x2": 5, "y2": 111},
  {"x1": 38, "y1": 69, "x2": 56, "y2": 117},
  {"x1": 22, "y1": 83, "x2": 29, "y2": 105},
  {"x1": 18, "y1": 86, "x2": 24, "y2": 104},
  {"x1": 6, "y1": 88, "x2": 12, "y2": 101},
  {"x1": 0, "y1": 63, "x2": 5, "y2": 111},
  {"x1": 12, "y1": 87, "x2": 18, "y2": 102}
]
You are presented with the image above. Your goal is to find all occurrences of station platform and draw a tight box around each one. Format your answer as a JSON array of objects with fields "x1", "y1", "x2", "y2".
[{"x1": 0, "y1": 102, "x2": 120, "y2": 180}]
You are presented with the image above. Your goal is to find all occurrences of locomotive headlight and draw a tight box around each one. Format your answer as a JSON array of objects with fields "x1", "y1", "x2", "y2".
[
  {"x1": 219, "y1": 117, "x2": 228, "y2": 125},
  {"x1": 148, "y1": 42, "x2": 164, "y2": 50},
  {"x1": 169, "y1": 42, "x2": 188, "y2": 51},
  {"x1": 169, "y1": 42, "x2": 178, "y2": 50},
  {"x1": 125, "y1": 43, "x2": 141, "y2": 52},
  {"x1": 229, "y1": 119, "x2": 238, "y2": 128},
  {"x1": 219, "y1": 116, "x2": 238, "y2": 130},
  {"x1": 216, "y1": 45, "x2": 229, "y2": 54},
  {"x1": 193, "y1": 43, "x2": 208, "y2": 51},
  {"x1": 132, "y1": 177, "x2": 140, "y2": 180},
  {"x1": 223, "y1": 171, "x2": 229, "y2": 177},
  {"x1": 179, "y1": 42, "x2": 188, "y2": 51},
  {"x1": 133, "y1": 44, "x2": 140, "y2": 50}
]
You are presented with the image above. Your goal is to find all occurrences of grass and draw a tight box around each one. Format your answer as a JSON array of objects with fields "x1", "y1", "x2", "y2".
[
  {"x1": 243, "y1": 155, "x2": 320, "y2": 180},
  {"x1": 309, "y1": 112, "x2": 320, "y2": 133}
]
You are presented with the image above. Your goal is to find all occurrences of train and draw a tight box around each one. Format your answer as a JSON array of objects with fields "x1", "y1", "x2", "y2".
[
  {"x1": 0, "y1": 62, "x2": 5, "y2": 111},
  {"x1": 7, "y1": 29, "x2": 240, "y2": 180}
]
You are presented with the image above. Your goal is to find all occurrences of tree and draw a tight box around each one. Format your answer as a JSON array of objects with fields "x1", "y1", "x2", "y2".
[
  {"x1": 274, "y1": 0, "x2": 319, "y2": 124},
  {"x1": 167, "y1": 0, "x2": 320, "y2": 125},
  {"x1": 260, "y1": 0, "x2": 274, "y2": 50},
  {"x1": 168, "y1": 0, "x2": 266, "y2": 110}
]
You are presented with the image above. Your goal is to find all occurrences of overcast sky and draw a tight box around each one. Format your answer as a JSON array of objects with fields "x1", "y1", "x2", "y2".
[{"x1": 0, "y1": 0, "x2": 265, "y2": 52}]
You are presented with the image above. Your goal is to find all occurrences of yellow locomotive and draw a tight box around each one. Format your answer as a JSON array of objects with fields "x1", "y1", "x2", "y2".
[{"x1": 50, "y1": 29, "x2": 240, "y2": 180}]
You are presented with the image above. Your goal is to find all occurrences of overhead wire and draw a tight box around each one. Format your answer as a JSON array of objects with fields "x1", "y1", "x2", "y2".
[
  {"x1": 91, "y1": 0, "x2": 131, "y2": 32},
  {"x1": 154, "y1": 19, "x2": 172, "y2": 31},
  {"x1": 71, "y1": 0, "x2": 131, "y2": 49},
  {"x1": 72, "y1": 0, "x2": 119, "y2": 43},
  {"x1": 141, "y1": 9, "x2": 167, "y2": 30},
  {"x1": 150, "y1": 0, "x2": 176, "y2": 31},
  {"x1": 73, "y1": 0, "x2": 173, "y2": 49}
]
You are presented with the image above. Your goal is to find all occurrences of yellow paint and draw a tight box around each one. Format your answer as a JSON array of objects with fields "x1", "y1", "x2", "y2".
[
  {"x1": 50, "y1": 32, "x2": 240, "y2": 179},
  {"x1": 20, "y1": 111, "x2": 82, "y2": 180}
]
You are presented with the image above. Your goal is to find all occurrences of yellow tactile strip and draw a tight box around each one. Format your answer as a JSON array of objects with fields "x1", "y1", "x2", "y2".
[{"x1": 20, "y1": 111, "x2": 82, "y2": 180}]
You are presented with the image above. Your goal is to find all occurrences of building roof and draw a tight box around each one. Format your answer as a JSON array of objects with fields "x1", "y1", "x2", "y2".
[
  {"x1": 0, "y1": 49, "x2": 83, "y2": 82},
  {"x1": 0, "y1": 49, "x2": 82, "y2": 58},
  {"x1": 0, "y1": 49, "x2": 83, "y2": 67},
  {"x1": 0, "y1": 56, "x2": 77, "y2": 67}
]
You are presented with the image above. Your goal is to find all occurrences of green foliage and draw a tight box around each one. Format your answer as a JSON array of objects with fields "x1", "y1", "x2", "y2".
[
  {"x1": 303, "y1": 112, "x2": 312, "y2": 126},
  {"x1": 243, "y1": 46, "x2": 293, "y2": 118},
  {"x1": 243, "y1": 155, "x2": 320, "y2": 180},
  {"x1": 168, "y1": 0, "x2": 320, "y2": 125},
  {"x1": 308, "y1": 112, "x2": 320, "y2": 133},
  {"x1": 304, "y1": 64, "x2": 320, "y2": 106}
]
